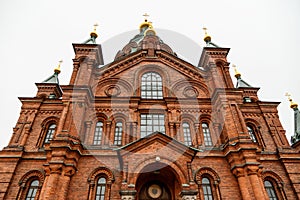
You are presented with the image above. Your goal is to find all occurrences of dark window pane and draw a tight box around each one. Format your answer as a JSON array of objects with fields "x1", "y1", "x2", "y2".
[
  {"x1": 93, "y1": 122, "x2": 103, "y2": 145},
  {"x1": 264, "y1": 180, "x2": 278, "y2": 200},
  {"x1": 25, "y1": 180, "x2": 39, "y2": 200},
  {"x1": 95, "y1": 177, "x2": 106, "y2": 200},
  {"x1": 44, "y1": 123, "x2": 56, "y2": 144},
  {"x1": 114, "y1": 122, "x2": 123, "y2": 145},
  {"x1": 183, "y1": 123, "x2": 192, "y2": 146},
  {"x1": 202, "y1": 123, "x2": 212, "y2": 146},
  {"x1": 247, "y1": 126, "x2": 257, "y2": 143},
  {"x1": 202, "y1": 178, "x2": 213, "y2": 200}
]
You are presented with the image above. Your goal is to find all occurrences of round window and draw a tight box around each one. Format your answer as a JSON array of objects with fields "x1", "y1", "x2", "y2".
[{"x1": 147, "y1": 184, "x2": 162, "y2": 199}]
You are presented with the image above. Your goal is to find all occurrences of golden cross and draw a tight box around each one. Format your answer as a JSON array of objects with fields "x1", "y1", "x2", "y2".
[
  {"x1": 56, "y1": 60, "x2": 63, "y2": 70},
  {"x1": 232, "y1": 64, "x2": 238, "y2": 73},
  {"x1": 93, "y1": 23, "x2": 99, "y2": 32},
  {"x1": 203, "y1": 27, "x2": 208, "y2": 35},
  {"x1": 143, "y1": 13, "x2": 149, "y2": 21},
  {"x1": 285, "y1": 92, "x2": 292, "y2": 101}
]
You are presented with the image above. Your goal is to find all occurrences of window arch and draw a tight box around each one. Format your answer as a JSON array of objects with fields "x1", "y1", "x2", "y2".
[
  {"x1": 183, "y1": 122, "x2": 192, "y2": 146},
  {"x1": 93, "y1": 121, "x2": 104, "y2": 145},
  {"x1": 262, "y1": 171, "x2": 286, "y2": 200},
  {"x1": 202, "y1": 123, "x2": 213, "y2": 147},
  {"x1": 44, "y1": 123, "x2": 56, "y2": 144},
  {"x1": 264, "y1": 180, "x2": 278, "y2": 200},
  {"x1": 195, "y1": 167, "x2": 221, "y2": 200},
  {"x1": 247, "y1": 125, "x2": 257, "y2": 143},
  {"x1": 18, "y1": 170, "x2": 45, "y2": 200},
  {"x1": 87, "y1": 167, "x2": 114, "y2": 200},
  {"x1": 114, "y1": 122, "x2": 123, "y2": 146},
  {"x1": 141, "y1": 72, "x2": 163, "y2": 99}
]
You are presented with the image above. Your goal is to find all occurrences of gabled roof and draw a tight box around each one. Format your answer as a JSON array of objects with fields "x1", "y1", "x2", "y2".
[
  {"x1": 97, "y1": 49, "x2": 206, "y2": 82},
  {"x1": 116, "y1": 131, "x2": 199, "y2": 158}
]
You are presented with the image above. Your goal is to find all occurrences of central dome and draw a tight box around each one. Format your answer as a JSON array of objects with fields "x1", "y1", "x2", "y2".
[{"x1": 114, "y1": 21, "x2": 176, "y2": 61}]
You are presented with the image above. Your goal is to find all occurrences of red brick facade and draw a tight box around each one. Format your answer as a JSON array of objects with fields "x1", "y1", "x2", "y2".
[{"x1": 0, "y1": 23, "x2": 300, "y2": 200}]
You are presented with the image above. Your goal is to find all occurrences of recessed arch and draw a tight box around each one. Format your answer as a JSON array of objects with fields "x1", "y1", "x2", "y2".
[{"x1": 131, "y1": 155, "x2": 188, "y2": 185}]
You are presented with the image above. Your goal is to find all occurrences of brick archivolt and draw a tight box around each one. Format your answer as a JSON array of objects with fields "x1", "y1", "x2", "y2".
[
  {"x1": 130, "y1": 156, "x2": 188, "y2": 185},
  {"x1": 87, "y1": 166, "x2": 115, "y2": 185},
  {"x1": 194, "y1": 167, "x2": 220, "y2": 184},
  {"x1": 18, "y1": 169, "x2": 45, "y2": 187}
]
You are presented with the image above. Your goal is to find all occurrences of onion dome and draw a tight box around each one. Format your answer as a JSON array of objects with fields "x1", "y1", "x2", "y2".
[{"x1": 114, "y1": 14, "x2": 176, "y2": 61}]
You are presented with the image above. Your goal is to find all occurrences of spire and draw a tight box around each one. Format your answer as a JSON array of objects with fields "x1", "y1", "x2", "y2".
[
  {"x1": 232, "y1": 64, "x2": 252, "y2": 88},
  {"x1": 286, "y1": 93, "x2": 300, "y2": 144},
  {"x1": 83, "y1": 23, "x2": 99, "y2": 44},
  {"x1": 202, "y1": 27, "x2": 219, "y2": 47},
  {"x1": 42, "y1": 60, "x2": 62, "y2": 84}
]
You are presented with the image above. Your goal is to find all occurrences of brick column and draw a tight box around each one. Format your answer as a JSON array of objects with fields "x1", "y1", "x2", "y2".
[
  {"x1": 233, "y1": 168, "x2": 252, "y2": 200},
  {"x1": 85, "y1": 121, "x2": 92, "y2": 145},
  {"x1": 40, "y1": 164, "x2": 62, "y2": 199},
  {"x1": 247, "y1": 166, "x2": 267, "y2": 200}
]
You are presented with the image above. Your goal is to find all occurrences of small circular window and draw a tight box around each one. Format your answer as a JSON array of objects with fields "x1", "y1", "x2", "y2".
[{"x1": 147, "y1": 184, "x2": 162, "y2": 199}]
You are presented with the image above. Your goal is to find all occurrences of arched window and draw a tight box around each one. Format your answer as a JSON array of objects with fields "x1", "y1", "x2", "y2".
[
  {"x1": 247, "y1": 125, "x2": 257, "y2": 143},
  {"x1": 202, "y1": 123, "x2": 212, "y2": 147},
  {"x1": 264, "y1": 180, "x2": 278, "y2": 200},
  {"x1": 44, "y1": 123, "x2": 56, "y2": 144},
  {"x1": 141, "y1": 72, "x2": 163, "y2": 99},
  {"x1": 95, "y1": 177, "x2": 106, "y2": 200},
  {"x1": 114, "y1": 122, "x2": 123, "y2": 146},
  {"x1": 202, "y1": 177, "x2": 213, "y2": 200},
  {"x1": 25, "y1": 179, "x2": 39, "y2": 200},
  {"x1": 183, "y1": 122, "x2": 192, "y2": 146},
  {"x1": 93, "y1": 122, "x2": 103, "y2": 145}
]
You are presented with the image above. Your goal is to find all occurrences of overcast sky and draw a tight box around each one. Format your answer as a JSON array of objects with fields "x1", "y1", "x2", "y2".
[{"x1": 0, "y1": 0, "x2": 299, "y2": 149}]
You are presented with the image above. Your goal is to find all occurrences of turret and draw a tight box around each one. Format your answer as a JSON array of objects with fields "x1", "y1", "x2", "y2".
[
  {"x1": 286, "y1": 93, "x2": 300, "y2": 144},
  {"x1": 35, "y1": 60, "x2": 63, "y2": 99}
]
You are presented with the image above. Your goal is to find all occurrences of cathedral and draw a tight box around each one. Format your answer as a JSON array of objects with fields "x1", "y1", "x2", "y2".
[{"x1": 0, "y1": 17, "x2": 300, "y2": 200}]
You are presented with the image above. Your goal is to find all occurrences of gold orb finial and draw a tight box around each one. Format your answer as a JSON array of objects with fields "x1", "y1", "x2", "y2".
[
  {"x1": 203, "y1": 27, "x2": 211, "y2": 43},
  {"x1": 54, "y1": 60, "x2": 62, "y2": 74},
  {"x1": 286, "y1": 93, "x2": 298, "y2": 109},
  {"x1": 90, "y1": 23, "x2": 99, "y2": 38},
  {"x1": 232, "y1": 64, "x2": 241, "y2": 78},
  {"x1": 140, "y1": 13, "x2": 151, "y2": 31}
]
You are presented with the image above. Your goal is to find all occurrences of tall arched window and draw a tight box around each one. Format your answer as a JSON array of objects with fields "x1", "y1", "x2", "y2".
[
  {"x1": 95, "y1": 177, "x2": 106, "y2": 200},
  {"x1": 264, "y1": 180, "x2": 278, "y2": 200},
  {"x1": 202, "y1": 123, "x2": 212, "y2": 147},
  {"x1": 183, "y1": 122, "x2": 192, "y2": 146},
  {"x1": 44, "y1": 123, "x2": 56, "y2": 144},
  {"x1": 247, "y1": 125, "x2": 257, "y2": 143},
  {"x1": 114, "y1": 122, "x2": 123, "y2": 146},
  {"x1": 141, "y1": 72, "x2": 163, "y2": 99},
  {"x1": 202, "y1": 177, "x2": 213, "y2": 200},
  {"x1": 93, "y1": 122, "x2": 103, "y2": 145},
  {"x1": 25, "y1": 179, "x2": 39, "y2": 200}
]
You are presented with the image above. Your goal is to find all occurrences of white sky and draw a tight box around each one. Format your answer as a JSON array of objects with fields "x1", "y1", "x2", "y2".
[{"x1": 0, "y1": 0, "x2": 299, "y2": 149}]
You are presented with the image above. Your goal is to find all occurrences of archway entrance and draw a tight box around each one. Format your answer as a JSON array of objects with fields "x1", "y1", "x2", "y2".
[{"x1": 136, "y1": 162, "x2": 181, "y2": 200}]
